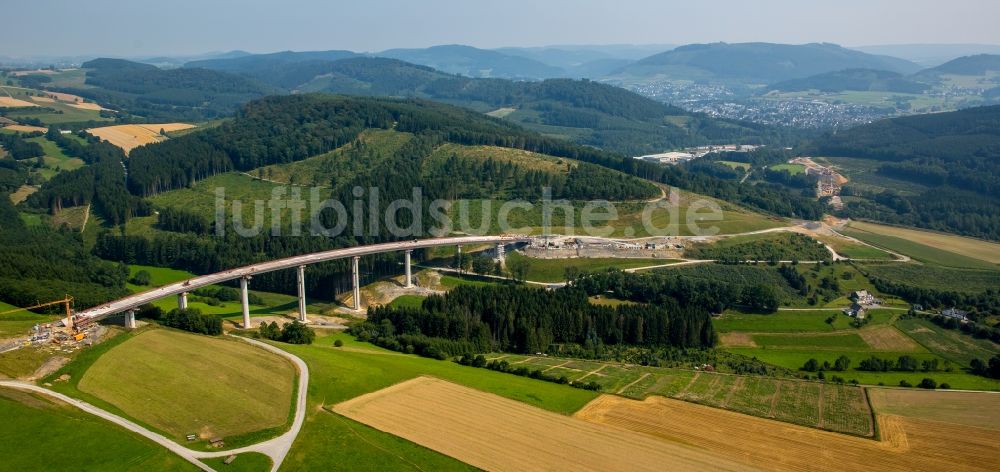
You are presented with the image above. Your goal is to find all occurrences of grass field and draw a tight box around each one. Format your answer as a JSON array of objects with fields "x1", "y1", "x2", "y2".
[
  {"x1": 725, "y1": 347, "x2": 1000, "y2": 390},
  {"x1": 0, "y1": 388, "x2": 198, "y2": 471},
  {"x1": 842, "y1": 222, "x2": 999, "y2": 269},
  {"x1": 576, "y1": 393, "x2": 1000, "y2": 472},
  {"x1": 716, "y1": 160, "x2": 750, "y2": 171},
  {"x1": 275, "y1": 332, "x2": 598, "y2": 470},
  {"x1": 895, "y1": 318, "x2": 999, "y2": 366},
  {"x1": 506, "y1": 252, "x2": 675, "y2": 282},
  {"x1": 201, "y1": 452, "x2": 272, "y2": 471},
  {"x1": 333, "y1": 376, "x2": 748, "y2": 472},
  {"x1": 77, "y1": 329, "x2": 295, "y2": 443},
  {"x1": 126, "y1": 264, "x2": 195, "y2": 291},
  {"x1": 387, "y1": 294, "x2": 425, "y2": 309},
  {"x1": 769, "y1": 163, "x2": 805, "y2": 175},
  {"x1": 752, "y1": 332, "x2": 872, "y2": 350}
]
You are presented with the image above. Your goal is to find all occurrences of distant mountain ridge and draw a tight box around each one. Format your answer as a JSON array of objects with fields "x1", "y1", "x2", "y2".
[
  {"x1": 376, "y1": 44, "x2": 564, "y2": 79},
  {"x1": 610, "y1": 42, "x2": 921, "y2": 83}
]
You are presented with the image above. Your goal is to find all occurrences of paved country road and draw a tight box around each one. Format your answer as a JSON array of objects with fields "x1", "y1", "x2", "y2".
[{"x1": 0, "y1": 336, "x2": 309, "y2": 472}]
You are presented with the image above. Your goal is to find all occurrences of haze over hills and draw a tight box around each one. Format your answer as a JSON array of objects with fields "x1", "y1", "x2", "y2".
[
  {"x1": 608, "y1": 42, "x2": 922, "y2": 84},
  {"x1": 175, "y1": 55, "x2": 800, "y2": 155},
  {"x1": 854, "y1": 44, "x2": 1000, "y2": 67}
]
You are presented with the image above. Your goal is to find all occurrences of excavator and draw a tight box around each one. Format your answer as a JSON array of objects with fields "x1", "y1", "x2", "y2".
[{"x1": 0, "y1": 296, "x2": 82, "y2": 340}]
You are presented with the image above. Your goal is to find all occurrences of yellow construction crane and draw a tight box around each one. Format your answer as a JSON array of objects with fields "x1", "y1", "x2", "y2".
[{"x1": 0, "y1": 295, "x2": 74, "y2": 320}]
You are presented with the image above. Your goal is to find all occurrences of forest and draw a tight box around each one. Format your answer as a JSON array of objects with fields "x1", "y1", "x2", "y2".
[
  {"x1": 53, "y1": 58, "x2": 270, "y2": 121},
  {"x1": 358, "y1": 284, "x2": 717, "y2": 356},
  {"x1": 806, "y1": 105, "x2": 1000, "y2": 239},
  {"x1": 0, "y1": 196, "x2": 129, "y2": 309}
]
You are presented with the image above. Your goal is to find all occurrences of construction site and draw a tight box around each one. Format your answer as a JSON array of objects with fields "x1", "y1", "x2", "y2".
[
  {"x1": 0, "y1": 296, "x2": 106, "y2": 359},
  {"x1": 523, "y1": 236, "x2": 688, "y2": 259}
]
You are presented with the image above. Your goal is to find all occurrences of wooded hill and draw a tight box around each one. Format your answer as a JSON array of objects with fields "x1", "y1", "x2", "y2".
[
  {"x1": 806, "y1": 105, "x2": 1000, "y2": 240},
  {"x1": 180, "y1": 55, "x2": 802, "y2": 156},
  {"x1": 53, "y1": 58, "x2": 271, "y2": 121},
  {"x1": 126, "y1": 94, "x2": 659, "y2": 201}
]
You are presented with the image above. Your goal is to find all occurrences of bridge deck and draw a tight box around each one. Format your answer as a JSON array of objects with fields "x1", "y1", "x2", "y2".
[{"x1": 75, "y1": 236, "x2": 527, "y2": 323}]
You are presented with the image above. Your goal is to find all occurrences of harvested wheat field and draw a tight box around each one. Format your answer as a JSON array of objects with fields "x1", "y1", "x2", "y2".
[
  {"x1": 3, "y1": 125, "x2": 48, "y2": 133},
  {"x1": 87, "y1": 123, "x2": 194, "y2": 154},
  {"x1": 333, "y1": 376, "x2": 753, "y2": 472},
  {"x1": 576, "y1": 394, "x2": 1000, "y2": 472},
  {"x1": 0, "y1": 97, "x2": 38, "y2": 108},
  {"x1": 868, "y1": 388, "x2": 1000, "y2": 431},
  {"x1": 69, "y1": 102, "x2": 105, "y2": 111},
  {"x1": 858, "y1": 325, "x2": 922, "y2": 352}
]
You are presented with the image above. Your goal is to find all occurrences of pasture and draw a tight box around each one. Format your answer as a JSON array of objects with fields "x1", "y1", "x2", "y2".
[
  {"x1": 0, "y1": 388, "x2": 198, "y2": 471},
  {"x1": 77, "y1": 329, "x2": 296, "y2": 443},
  {"x1": 506, "y1": 252, "x2": 674, "y2": 282},
  {"x1": 575, "y1": 393, "x2": 1000, "y2": 472},
  {"x1": 769, "y1": 163, "x2": 805, "y2": 175},
  {"x1": 333, "y1": 376, "x2": 748, "y2": 472},
  {"x1": 895, "y1": 318, "x2": 998, "y2": 366},
  {"x1": 716, "y1": 160, "x2": 750, "y2": 170},
  {"x1": 848, "y1": 220, "x2": 1000, "y2": 265}
]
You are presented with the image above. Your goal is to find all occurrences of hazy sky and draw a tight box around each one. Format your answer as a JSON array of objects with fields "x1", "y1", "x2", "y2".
[{"x1": 2, "y1": 0, "x2": 998, "y2": 57}]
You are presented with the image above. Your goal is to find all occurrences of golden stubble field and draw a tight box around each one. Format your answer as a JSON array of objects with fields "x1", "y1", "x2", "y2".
[
  {"x1": 576, "y1": 392, "x2": 1000, "y2": 472},
  {"x1": 333, "y1": 376, "x2": 754, "y2": 472},
  {"x1": 86, "y1": 123, "x2": 194, "y2": 154}
]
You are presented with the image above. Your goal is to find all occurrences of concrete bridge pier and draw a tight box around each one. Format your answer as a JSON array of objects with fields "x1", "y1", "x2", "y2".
[
  {"x1": 351, "y1": 256, "x2": 361, "y2": 311},
  {"x1": 177, "y1": 292, "x2": 188, "y2": 310},
  {"x1": 404, "y1": 250, "x2": 413, "y2": 288},
  {"x1": 495, "y1": 243, "x2": 505, "y2": 261},
  {"x1": 456, "y1": 245, "x2": 462, "y2": 274},
  {"x1": 125, "y1": 310, "x2": 136, "y2": 329},
  {"x1": 240, "y1": 276, "x2": 252, "y2": 328},
  {"x1": 296, "y1": 265, "x2": 307, "y2": 322}
]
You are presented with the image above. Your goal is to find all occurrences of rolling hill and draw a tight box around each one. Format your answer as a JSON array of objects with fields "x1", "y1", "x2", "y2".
[
  {"x1": 51, "y1": 58, "x2": 271, "y2": 121},
  {"x1": 610, "y1": 42, "x2": 921, "y2": 84},
  {"x1": 182, "y1": 54, "x2": 800, "y2": 155}
]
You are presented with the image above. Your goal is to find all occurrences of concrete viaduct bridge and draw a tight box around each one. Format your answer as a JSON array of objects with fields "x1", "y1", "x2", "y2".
[{"x1": 72, "y1": 235, "x2": 529, "y2": 329}]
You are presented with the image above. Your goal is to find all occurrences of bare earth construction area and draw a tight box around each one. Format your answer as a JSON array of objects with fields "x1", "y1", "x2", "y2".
[{"x1": 332, "y1": 376, "x2": 753, "y2": 472}]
